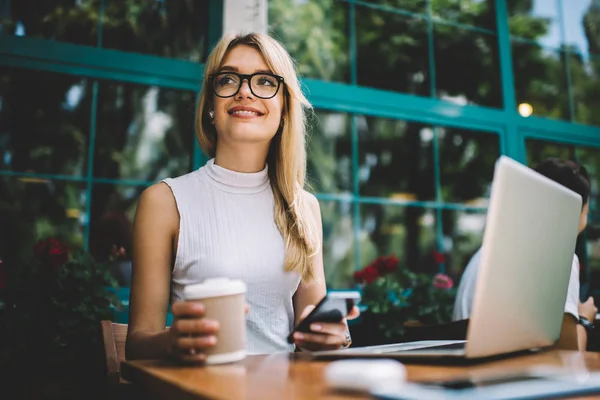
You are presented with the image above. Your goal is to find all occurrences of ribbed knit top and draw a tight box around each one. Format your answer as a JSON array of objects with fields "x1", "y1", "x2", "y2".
[{"x1": 162, "y1": 159, "x2": 300, "y2": 354}]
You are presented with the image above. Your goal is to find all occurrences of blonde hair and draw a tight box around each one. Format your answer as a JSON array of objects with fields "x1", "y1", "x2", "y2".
[{"x1": 196, "y1": 33, "x2": 319, "y2": 282}]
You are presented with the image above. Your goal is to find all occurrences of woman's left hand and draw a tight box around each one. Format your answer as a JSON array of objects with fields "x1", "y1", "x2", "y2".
[{"x1": 292, "y1": 305, "x2": 361, "y2": 351}]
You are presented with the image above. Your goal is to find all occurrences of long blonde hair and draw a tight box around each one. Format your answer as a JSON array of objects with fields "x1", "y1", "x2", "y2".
[{"x1": 196, "y1": 33, "x2": 319, "y2": 282}]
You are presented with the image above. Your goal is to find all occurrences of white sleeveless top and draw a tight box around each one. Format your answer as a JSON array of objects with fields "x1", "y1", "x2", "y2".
[{"x1": 162, "y1": 159, "x2": 301, "y2": 354}]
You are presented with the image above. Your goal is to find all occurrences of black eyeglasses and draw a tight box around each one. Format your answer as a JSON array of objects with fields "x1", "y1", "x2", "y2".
[{"x1": 209, "y1": 72, "x2": 284, "y2": 99}]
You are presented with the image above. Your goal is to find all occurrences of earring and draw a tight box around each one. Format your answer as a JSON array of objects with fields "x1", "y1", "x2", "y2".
[{"x1": 209, "y1": 111, "x2": 214, "y2": 119}]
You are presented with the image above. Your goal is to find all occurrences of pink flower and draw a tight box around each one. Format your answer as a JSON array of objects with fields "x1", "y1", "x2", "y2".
[{"x1": 433, "y1": 273, "x2": 453, "y2": 290}]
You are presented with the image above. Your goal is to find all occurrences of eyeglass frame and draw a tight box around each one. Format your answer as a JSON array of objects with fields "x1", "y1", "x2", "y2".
[{"x1": 208, "y1": 71, "x2": 285, "y2": 99}]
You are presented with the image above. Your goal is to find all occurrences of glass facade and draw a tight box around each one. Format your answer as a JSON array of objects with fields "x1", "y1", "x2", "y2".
[{"x1": 1, "y1": 0, "x2": 599, "y2": 295}]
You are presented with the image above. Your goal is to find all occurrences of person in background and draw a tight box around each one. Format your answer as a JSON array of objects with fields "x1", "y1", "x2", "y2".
[
  {"x1": 453, "y1": 158, "x2": 596, "y2": 351},
  {"x1": 126, "y1": 33, "x2": 359, "y2": 363}
]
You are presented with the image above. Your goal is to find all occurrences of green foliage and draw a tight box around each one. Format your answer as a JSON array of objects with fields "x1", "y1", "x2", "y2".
[
  {"x1": 0, "y1": 238, "x2": 120, "y2": 369},
  {"x1": 356, "y1": 256, "x2": 455, "y2": 340}
]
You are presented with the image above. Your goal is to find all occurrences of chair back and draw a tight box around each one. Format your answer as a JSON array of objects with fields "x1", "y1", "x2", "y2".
[{"x1": 101, "y1": 320, "x2": 128, "y2": 395}]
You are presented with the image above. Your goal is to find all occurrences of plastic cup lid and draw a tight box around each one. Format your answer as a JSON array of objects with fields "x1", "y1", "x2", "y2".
[{"x1": 183, "y1": 277, "x2": 247, "y2": 300}]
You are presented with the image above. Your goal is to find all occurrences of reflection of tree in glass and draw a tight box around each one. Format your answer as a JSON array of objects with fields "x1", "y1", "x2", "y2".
[{"x1": 2, "y1": 0, "x2": 209, "y2": 61}]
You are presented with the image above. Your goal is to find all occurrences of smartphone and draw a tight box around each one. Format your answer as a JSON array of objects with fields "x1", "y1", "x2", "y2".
[{"x1": 287, "y1": 291, "x2": 361, "y2": 344}]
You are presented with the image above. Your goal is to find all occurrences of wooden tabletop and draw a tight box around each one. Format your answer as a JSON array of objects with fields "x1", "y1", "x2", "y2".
[{"x1": 121, "y1": 350, "x2": 600, "y2": 400}]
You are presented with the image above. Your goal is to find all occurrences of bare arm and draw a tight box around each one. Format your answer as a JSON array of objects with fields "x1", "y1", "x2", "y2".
[
  {"x1": 553, "y1": 313, "x2": 585, "y2": 351},
  {"x1": 125, "y1": 183, "x2": 179, "y2": 360}
]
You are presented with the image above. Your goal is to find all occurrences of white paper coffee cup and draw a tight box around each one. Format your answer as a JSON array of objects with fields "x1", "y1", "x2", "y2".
[{"x1": 183, "y1": 278, "x2": 247, "y2": 364}]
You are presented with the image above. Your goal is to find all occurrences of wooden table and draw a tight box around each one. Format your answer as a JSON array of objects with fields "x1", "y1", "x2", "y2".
[{"x1": 121, "y1": 350, "x2": 600, "y2": 400}]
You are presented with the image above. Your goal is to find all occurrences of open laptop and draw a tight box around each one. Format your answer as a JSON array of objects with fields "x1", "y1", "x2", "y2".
[{"x1": 310, "y1": 156, "x2": 583, "y2": 361}]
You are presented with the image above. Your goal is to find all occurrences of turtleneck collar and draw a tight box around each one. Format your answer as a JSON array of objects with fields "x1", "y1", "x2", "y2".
[{"x1": 203, "y1": 158, "x2": 270, "y2": 194}]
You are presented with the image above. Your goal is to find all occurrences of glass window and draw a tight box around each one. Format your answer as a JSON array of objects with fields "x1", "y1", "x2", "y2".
[
  {"x1": 0, "y1": 0, "x2": 100, "y2": 46},
  {"x1": 89, "y1": 183, "x2": 140, "y2": 286},
  {"x1": 0, "y1": 177, "x2": 86, "y2": 267},
  {"x1": 434, "y1": 25, "x2": 502, "y2": 108},
  {"x1": 306, "y1": 111, "x2": 352, "y2": 194},
  {"x1": 431, "y1": 0, "x2": 497, "y2": 32},
  {"x1": 359, "y1": 205, "x2": 437, "y2": 273},
  {"x1": 358, "y1": 1, "x2": 427, "y2": 14},
  {"x1": 508, "y1": 0, "x2": 561, "y2": 48},
  {"x1": 357, "y1": 117, "x2": 435, "y2": 201},
  {"x1": 438, "y1": 127, "x2": 500, "y2": 204},
  {"x1": 102, "y1": 0, "x2": 210, "y2": 62},
  {"x1": 512, "y1": 43, "x2": 570, "y2": 120},
  {"x1": 441, "y1": 209, "x2": 486, "y2": 280},
  {"x1": 525, "y1": 138, "x2": 574, "y2": 166},
  {"x1": 268, "y1": 0, "x2": 349, "y2": 82},
  {"x1": 355, "y1": 4, "x2": 429, "y2": 95},
  {"x1": 561, "y1": 0, "x2": 597, "y2": 58},
  {"x1": 569, "y1": 53, "x2": 600, "y2": 126},
  {"x1": 0, "y1": 68, "x2": 91, "y2": 176},
  {"x1": 93, "y1": 81, "x2": 195, "y2": 182},
  {"x1": 321, "y1": 200, "x2": 355, "y2": 289}
]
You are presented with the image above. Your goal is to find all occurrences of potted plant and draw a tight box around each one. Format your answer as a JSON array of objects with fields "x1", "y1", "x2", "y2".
[
  {"x1": 350, "y1": 255, "x2": 456, "y2": 346},
  {"x1": 0, "y1": 237, "x2": 121, "y2": 398}
]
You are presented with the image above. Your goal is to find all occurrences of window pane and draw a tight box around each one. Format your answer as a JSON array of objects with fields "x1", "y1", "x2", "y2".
[
  {"x1": 508, "y1": 0, "x2": 561, "y2": 48},
  {"x1": 307, "y1": 111, "x2": 352, "y2": 194},
  {"x1": 359, "y1": 205, "x2": 437, "y2": 273},
  {"x1": 321, "y1": 200, "x2": 355, "y2": 289},
  {"x1": 102, "y1": 1, "x2": 209, "y2": 62},
  {"x1": 525, "y1": 139, "x2": 574, "y2": 166},
  {"x1": 512, "y1": 43, "x2": 570, "y2": 120},
  {"x1": 442, "y1": 209, "x2": 486, "y2": 281},
  {"x1": 355, "y1": 5, "x2": 429, "y2": 95},
  {"x1": 438, "y1": 127, "x2": 500, "y2": 204},
  {"x1": 358, "y1": 1, "x2": 427, "y2": 14},
  {"x1": 0, "y1": 177, "x2": 86, "y2": 267},
  {"x1": 561, "y1": 0, "x2": 597, "y2": 58},
  {"x1": 432, "y1": 0, "x2": 497, "y2": 32},
  {"x1": 569, "y1": 53, "x2": 600, "y2": 126},
  {"x1": 0, "y1": 0, "x2": 99, "y2": 46},
  {"x1": 0, "y1": 68, "x2": 91, "y2": 176},
  {"x1": 94, "y1": 81, "x2": 195, "y2": 181},
  {"x1": 268, "y1": 0, "x2": 349, "y2": 82},
  {"x1": 358, "y1": 118, "x2": 435, "y2": 201},
  {"x1": 575, "y1": 146, "x2": 600, "y2": 216},
  {"x1": 434, "y1": 25, "x2": 502, "y2": 108},
  {"x1": 89, "y1": 183, "x2": 140, "y2": 286}
]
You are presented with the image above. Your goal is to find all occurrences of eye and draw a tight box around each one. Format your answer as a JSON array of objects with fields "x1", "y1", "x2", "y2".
[
  {"x1": 216, "y1": 74, "x2": 239, "y2": 86},
  {"x1": 256, "y1": 75, "x2": 277, "y2": 87}
]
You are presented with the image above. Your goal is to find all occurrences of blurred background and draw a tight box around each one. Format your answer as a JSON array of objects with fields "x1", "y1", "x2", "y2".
[{"x1": 0, "y1": 0, "x2": 599, "y2": 299}]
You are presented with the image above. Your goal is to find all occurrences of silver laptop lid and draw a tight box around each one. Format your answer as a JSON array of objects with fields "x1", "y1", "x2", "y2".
[{"x1": 466, "y1": 156, "x2": 582, "y2": 358}]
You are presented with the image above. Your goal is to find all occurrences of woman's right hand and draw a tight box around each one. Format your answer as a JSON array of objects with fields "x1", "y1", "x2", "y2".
[{"x1": 167, "y1": 301, "x2": 220, "y2": 363}]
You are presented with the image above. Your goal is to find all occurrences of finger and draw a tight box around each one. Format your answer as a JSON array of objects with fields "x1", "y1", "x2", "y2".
[
  {"x1": 294, "y1": 331, "x2": 344, "y2": 348},
  {"x1": 308, "y1": 322, "x2": 347, "y2": 337},
  {"x1": 173, "y1": 318, "x2": 220, "y2": 336},
  {"x1": 171, "y1": 301, "x2": 205, "y2": 318},
  {"x1": 178, "y1": 335, "x2": 218, "y2": 350},
  {"x1": 244, "y1": 304, "x2": 250, "y2": 314},
  {"x1": 179, "y1": 352, "x2": 207, "y2": 364},
  {"x1": 299, "y1": 305, "x2": 316, "y2": 320},
  {"x1": 346, "y1": 306, "x2": 360, "y2": 320}
]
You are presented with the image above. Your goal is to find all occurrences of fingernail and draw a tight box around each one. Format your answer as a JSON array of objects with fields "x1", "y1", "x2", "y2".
[
  {"x1": 192, "y1": 303, "x2": 204, "y2": 312},
  {"x1": 311, "y1": 324, "x2": 322, "y2": 331},
  {"x1": 207, "y1": 336, "x2": 217, "y2": 345},
  {"x1": 294, "y1": 332, "x2": 304, "y2": 340}
]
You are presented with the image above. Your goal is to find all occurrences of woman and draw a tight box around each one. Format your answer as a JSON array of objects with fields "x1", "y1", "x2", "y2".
[{"x1": 126, "y1": 33, "x2": 359, "y2": 363}]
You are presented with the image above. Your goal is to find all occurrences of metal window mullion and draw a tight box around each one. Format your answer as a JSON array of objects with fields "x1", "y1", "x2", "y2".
[
  {"x1": 98, "y1": 0, "x2": 105, "y2": 48},
  {"x1": 349, "y1": 1, "x2": 357, "y2": 85},
  {"x1": 351, "y1": 115, "x2": 361, "y2": 273},
  {"x1": 83, "y1": 80, "x2": 99, "y2": 251}
]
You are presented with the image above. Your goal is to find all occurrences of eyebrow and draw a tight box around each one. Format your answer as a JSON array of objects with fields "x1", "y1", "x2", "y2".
[{"x1": 219, "y1": 65, "x2": 273, "y2": 74}]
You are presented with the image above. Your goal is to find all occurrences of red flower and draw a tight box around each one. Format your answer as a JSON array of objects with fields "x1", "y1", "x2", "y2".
[
  {"x1": 433, "y1": 273, "x2": 453, "y2": 290},
  {"x1": 354, "y1": 265, "x2": 381, "y2": 284},
  {"x1": 33, "y1": 238, "x2": 70, "y2": 268},
  {"x1": 378, "y1": 254, "x2": 398, "y2": 274},
  {"x1": 0, "y1": 260, "x2": 7, "y2": 289},
  {"x1": 433, "y1": 251, "x2": 446, "y2": 264}
]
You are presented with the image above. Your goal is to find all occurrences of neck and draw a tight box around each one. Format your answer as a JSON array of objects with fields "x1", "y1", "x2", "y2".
[{"x1": 214, "y1": 141, "x2": 270, "y2": 173}]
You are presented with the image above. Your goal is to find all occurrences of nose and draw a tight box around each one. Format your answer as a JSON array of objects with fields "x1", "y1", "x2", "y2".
[{"x1": 236, "y1": 78, "x2": 253, "y2": 99}]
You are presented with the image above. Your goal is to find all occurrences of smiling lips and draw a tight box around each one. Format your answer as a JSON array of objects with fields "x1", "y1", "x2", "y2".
[{"x1": 228, "y1": 106, "x2": 264, "y2": 118}]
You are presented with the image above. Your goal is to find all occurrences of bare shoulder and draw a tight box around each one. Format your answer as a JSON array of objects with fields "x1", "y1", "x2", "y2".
[
  {"x1": 136, "y1": 182, "x2": 179, "y2": 228},
  {"x1": 301, "y1": 189, "x2": 320, "y2": 210}
]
